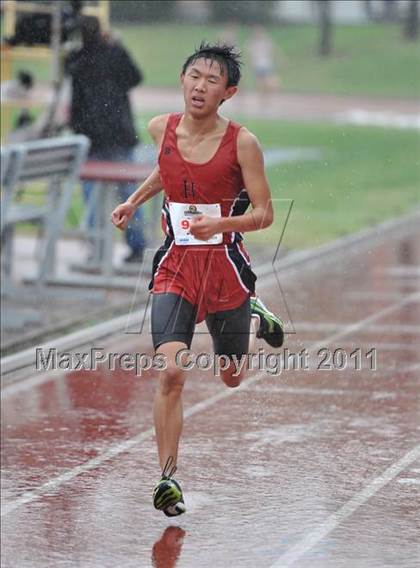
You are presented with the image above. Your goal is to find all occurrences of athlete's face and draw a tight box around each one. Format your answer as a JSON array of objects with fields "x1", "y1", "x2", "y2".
[{"x1": 181, "y1": 58, "x2": 237, "y2": 116}]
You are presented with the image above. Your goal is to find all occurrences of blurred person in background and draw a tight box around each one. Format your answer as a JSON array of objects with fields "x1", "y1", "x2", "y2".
[
  {"x1": 249, "y1": 25, "x2": 280, "y2": 93},
  {"x1": 221, "y1": 19, "x2": 239, "y2": 45},
  {"x1": 1, "y1": 71, "x2": 36, "y2": 141},
  {"x1": 65, "y1": 15, "x2": 146, "y2": 263},
  {"x1": 2, "y1": 70, "x2": 67, "y2": 142},
  {"x1": 1, "y1": 70, "x2": 34, "y2": 100}
]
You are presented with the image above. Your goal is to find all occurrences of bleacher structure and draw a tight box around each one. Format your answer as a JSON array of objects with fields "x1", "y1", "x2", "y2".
[{"x1": 1, "y1": 135, "x2": 90, "y2": 296}]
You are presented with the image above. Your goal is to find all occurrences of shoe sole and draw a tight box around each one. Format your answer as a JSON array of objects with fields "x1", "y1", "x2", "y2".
[
  {"x1": 163, "y1": 501, "x2": 187, "y2": 517},
  {"x1": 258, "y1": 318, "x2": 284, "y2": 348},
  {"x1": 252, "y1": 305, "x2": 285, "y2": 348}
]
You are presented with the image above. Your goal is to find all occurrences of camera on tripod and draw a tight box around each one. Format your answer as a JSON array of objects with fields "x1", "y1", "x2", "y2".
[{"x1": 4, "y1": 1, "x2": 84, "y2": 46}]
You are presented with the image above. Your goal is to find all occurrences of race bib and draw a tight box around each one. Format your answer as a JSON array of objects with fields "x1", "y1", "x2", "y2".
[{"x1": 168, "y1": 202, "x2": 223, "y2": 245}]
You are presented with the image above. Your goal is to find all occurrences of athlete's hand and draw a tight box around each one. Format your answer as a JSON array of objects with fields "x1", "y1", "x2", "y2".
[
  {"x1": 111, "y1": 202, "x2": 136, "y2": 230},
  {"x1": 189, "y1": 215, "x2": 220, "y2": 241}
]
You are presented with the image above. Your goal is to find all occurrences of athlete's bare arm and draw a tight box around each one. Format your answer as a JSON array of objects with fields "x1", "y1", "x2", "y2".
[
  {"x1": 125, "y1": 114, "x2": 169, "y2": 208},
  {"x1": 189, "y1": 128, "x2": 274, "y2": 241},
  {"x1": 111, "y1": 114, "x2": 169, "y2": 230}
]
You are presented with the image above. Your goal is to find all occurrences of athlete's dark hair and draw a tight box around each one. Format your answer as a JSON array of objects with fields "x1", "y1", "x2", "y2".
[{"x1": 181, "y1": 41, "x2": 242, "y2": 87}]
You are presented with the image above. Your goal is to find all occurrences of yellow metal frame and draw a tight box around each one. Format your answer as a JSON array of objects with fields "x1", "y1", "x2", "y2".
[
  {"x1": 1, "y1": 1, "x2": 110, "y2": 139},
  {"x1": 1, "y1": 1, "x2": 110, "y2": 80}
]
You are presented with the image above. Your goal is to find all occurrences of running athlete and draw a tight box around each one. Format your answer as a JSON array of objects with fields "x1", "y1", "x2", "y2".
[{"x1": 111, "y1": 42, "x2": 284, "y2": 517}]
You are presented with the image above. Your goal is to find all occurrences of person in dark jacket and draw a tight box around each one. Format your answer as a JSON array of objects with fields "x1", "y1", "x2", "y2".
[{"x1": 66, "y1": 15, "x2": 146, "y2": 263}]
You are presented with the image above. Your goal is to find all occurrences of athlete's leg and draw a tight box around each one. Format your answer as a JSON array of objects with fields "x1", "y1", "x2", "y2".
[
  {"x1": 151, "y1": 292, "x2": 196, "y2": 516},
  {"x1": 206, "y1": 297, "x2": 251, "y2": 388},
  {"x1": 151, "y1": 292, "x2": 196, "y2": 469},
  {"x1": 221, "y1": 362, "x2": 244, "y2": 388},
  {"x1": 153, "y1": 340, "x2": 188, "y2": 470}
]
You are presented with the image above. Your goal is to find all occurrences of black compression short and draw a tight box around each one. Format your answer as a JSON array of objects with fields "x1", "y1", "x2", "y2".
[{"x1": 151, "y1": 292, "x2": 250, "y2": 359}]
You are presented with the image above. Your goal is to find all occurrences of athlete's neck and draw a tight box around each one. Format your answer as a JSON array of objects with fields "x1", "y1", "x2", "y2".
[{"x1": 181, "y1": 112, "x2": 224, "y2": 136}]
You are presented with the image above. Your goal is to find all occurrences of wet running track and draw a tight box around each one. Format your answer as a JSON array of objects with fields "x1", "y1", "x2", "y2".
[{"x1": 1, "y1": 223, "x2": 420, "y2": 568}]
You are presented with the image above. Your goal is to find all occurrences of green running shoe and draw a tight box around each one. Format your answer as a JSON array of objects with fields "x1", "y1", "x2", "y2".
[
  {"x1": 250, "y1": 296, "x2": 285, "y2": 348},
  {"x1": 153, "y1": 457, "x2": 186, "y2": 516},
  {"x1": 162, "y1": 480, "x2": 186, "y2": 517}
]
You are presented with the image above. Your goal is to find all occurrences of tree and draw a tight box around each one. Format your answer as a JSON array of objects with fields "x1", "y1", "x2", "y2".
[
  {"x1": 403, "y1": 0, "x2": 419, "y2": 40},
  {"x1": 364, "y1": 0, "x2": 375, "y2": 21},
  {"x1": 317, "y1": 0, "x2": 332, "y2": 57},
  {"x1": 110, "y1": 1, "x2": 176, "y2": 23},
  {"x1": 209, "y1": 1, "x2": 275, "y2": 24},
  {"x1": 383, "y1": 0, "x2": 397, "y2": 22}
]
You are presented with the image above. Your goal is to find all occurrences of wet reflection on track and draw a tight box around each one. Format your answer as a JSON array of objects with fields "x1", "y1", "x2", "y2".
[{"x1": 152, "y1": 526, "x2": 186, "y2": 568}]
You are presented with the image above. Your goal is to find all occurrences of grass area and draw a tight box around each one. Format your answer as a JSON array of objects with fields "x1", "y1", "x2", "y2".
[
  {"x1": 236, "y1": 118, "x2": 420, "y2": 248},
  {"x1": 268, "y1": 24, "x2": 420, "y2": 97},
  {"x1": 7, "y1": 23, "x2": 420, "y2": 97}
]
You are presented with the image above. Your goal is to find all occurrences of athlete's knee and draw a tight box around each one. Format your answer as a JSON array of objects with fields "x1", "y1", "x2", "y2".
[
  {"x1": 158, "y1": 365, "x2": 185, "y2": 396},
  {"x1": 220, "y1": 366, "x2": 243, "y2": 388},
  {"x1": 222, "y1": 376, "x2": 242, "y2": 388}
]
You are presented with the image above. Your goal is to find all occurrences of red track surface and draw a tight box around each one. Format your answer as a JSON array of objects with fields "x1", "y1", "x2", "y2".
[{"x1": 1, "y1": 228, "x2": 419, "y2": 568}]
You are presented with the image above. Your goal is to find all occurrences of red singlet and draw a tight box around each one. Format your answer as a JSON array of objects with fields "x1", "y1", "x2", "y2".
[{"x1": 149, "y1": 113, "x2": 257, "y2": 323}]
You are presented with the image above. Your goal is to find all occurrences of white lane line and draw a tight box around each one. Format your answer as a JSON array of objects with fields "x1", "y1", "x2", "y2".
[
  {"x1": 295, "y1": 322, "x2": 420, "y2": 335},
  {"x1": 346, "y1": 291, "x2": 419, "y2": 301},
  {"x1": 333, "y1": 109, "x2": 420, "y2": 130},
  {"x1": 321, "y1": 341, "x2": 420, "y2": 352},
  {"x1": 285, "y1": 335, "x2": 420, "y2": 353},
  {"x1": 1, "y1": 332, "x2": 152, "y2": 400},
  {"x1": 1, "y1": 369, "x2": 67, "y2": 400},
  {"x1": 2, "y1": 291, "x2": 419, "y2": 518},
  {"x1": 292, "y1": 293, "x2": 420, "y2": 356},
  {"x1": 385, "y1": 266, "x2": 420, "y2": 277},
  {"x1": 244, "y1": 379, "x2": 419, "y2": 399},
  {"x1": 0, "y1": 307, "x2": 147, "y2": 376},
  {"x1": 270, "y1": 444, "x2": 420, "y2": 568},
  {"x1": 397, "y1": 478, "x2": 420, "y2": 485}
]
